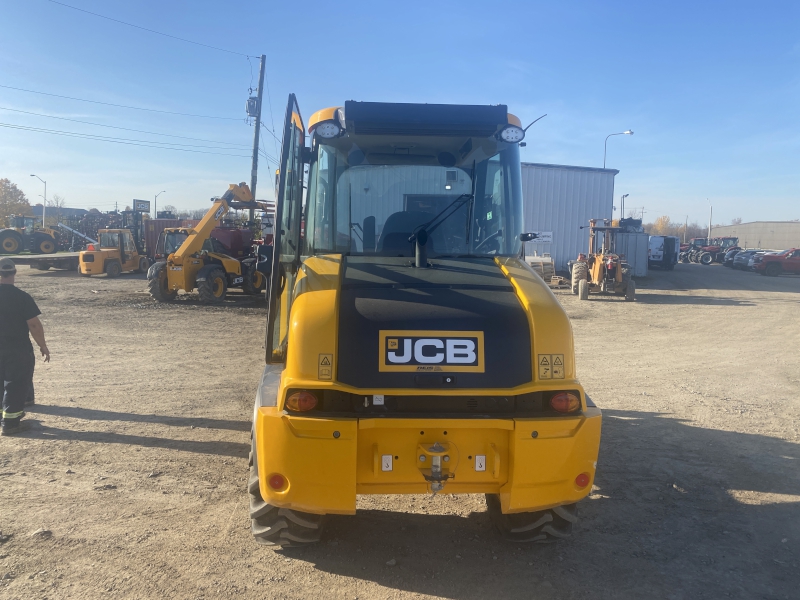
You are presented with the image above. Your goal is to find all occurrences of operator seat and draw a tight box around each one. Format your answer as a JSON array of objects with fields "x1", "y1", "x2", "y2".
[{"x1": 377, "y1": 211, "x2": 437, "y2": 257}]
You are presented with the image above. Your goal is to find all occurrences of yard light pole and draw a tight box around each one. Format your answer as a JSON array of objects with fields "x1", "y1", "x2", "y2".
[
  {"x1": 604, "y1": 130, "x2": 633, "y2": 168},
  {"x1": 155, "y1": 190, "x2": 166, "y2": 217},
  {"x1": 621, "y1": 194, "x2": 629, "y2": 219},
  {"x1": 30, "y1": 174, "x2": 46, "y2": 226}
]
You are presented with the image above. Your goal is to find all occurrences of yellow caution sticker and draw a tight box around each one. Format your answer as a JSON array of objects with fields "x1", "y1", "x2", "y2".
[
  {"x1": 318, "y1": 354, "x2": 333, "y2": 380},
  {"x1": 538, "y1": 354, "x2": 565, "y2": 380}
]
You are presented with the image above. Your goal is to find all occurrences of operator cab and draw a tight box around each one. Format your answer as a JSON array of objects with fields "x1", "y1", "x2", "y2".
[
  {"x1": 303, "y1": 103, "x2": 525, "y2": 259},
  {"x1": 11, "y1": 216, "x2": 37, "y2": 230}
]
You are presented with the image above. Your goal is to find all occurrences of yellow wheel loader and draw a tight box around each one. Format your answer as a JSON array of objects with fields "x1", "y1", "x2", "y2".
[
  {"x1": 146, "y1": 184, "x2": 266, "y2": 304},
  {"x1": 0, "y1": 215, "x2": 58, "y2": 254},
  {"x1": 249, "y1": 96, "x2": 602, "y2": 547},
  {"x1": 571, "y1": 219, "x2": 635, "y2": 301}
]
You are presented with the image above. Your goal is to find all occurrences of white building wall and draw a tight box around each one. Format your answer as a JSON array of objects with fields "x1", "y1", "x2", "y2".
[{"x1": 521, "y1": 163, "x2": 618, "y2": 272}]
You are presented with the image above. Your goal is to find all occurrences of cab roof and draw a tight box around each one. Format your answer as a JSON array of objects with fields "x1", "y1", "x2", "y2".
[{"x1": 308, "y1": 102, "x2": 521, "y2": 137}]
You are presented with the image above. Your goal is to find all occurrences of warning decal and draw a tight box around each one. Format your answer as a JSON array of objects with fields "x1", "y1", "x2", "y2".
[
  {"x1": 318, "y1": 354, "x2": 333, "y2": 380},
  {"x1": 538, "y1": 354, "x2": 565, "y2": 380}
]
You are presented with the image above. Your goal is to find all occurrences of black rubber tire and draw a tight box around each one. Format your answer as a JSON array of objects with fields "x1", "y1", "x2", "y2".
[
  {"x1": 33, "y1": 264, "x2": 51, "y2": 271},
  {"x1": 0, "y1": 231, "x2": 23, "y2": 254},
  {"x1": 578, "y1": 278, "x2": 589, "y2": 300},
  {"x1": 35, "y1": 235, "x2": 57, "y2": 254},
  {"x1": 241, "y1": 258, "x2": 260, "y2": 294},
  {"x1": 248, "y1": 438, "x2": 325, "y2": 547},
  {"x1": 147, "y1": 262, "x2": 177, "y2": 301},
  {"x1": 197, "y1": 266, "x2": 227, "y2": 304},
  {"x1": 571, "y1": 262, "x2": 588, "y2": 295},
  {"x1": 625, "y1": 279, "x2": 636, "y2": 301},
  {"x1": 105, "y1": 260, "x2": 122, "y2": 278},
  {"x1": 485, "y1": 494, "x2": 577, "y2": 543},
  {"x1": 134, "y1": 256, "x2": 149, "y2": 274},
  {"x1": 700, "y1": 252, "x2": 713, "y2": 265},
  {"x1": 765, "y1": 263, "x2": 782, "y2": 277}
]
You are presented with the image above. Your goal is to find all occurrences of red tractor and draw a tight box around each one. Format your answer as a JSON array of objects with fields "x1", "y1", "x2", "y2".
[{"x1": 681, "y1": 237, "x2": 739, "y2": 265}]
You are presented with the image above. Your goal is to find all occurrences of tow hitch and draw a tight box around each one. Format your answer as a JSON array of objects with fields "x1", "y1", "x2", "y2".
[{"x1": 418, "y1": 442, "x2": 459, "y2": 493}]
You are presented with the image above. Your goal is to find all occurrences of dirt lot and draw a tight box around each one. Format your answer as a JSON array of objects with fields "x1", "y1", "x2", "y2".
[{"x1": 1, "y1": 262, "x2": 798, "y2": 599}]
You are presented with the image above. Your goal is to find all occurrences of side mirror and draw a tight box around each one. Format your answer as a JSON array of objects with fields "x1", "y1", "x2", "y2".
[{"x1": 519, "y1": 232, "x2": 539, "y2": 242}]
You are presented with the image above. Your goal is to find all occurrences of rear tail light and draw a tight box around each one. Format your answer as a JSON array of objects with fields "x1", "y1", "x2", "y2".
[
  {"x1": 268, "y1": 473, "x2": 287, "y2": 491},
  {"x1": 575, "y1": 473, "x2": 590, "y2": 488},
  {"x1": 286, "y1": 391, "x2": 318, "y2": 412},
  {"x1": 550, "y1": 392, "x2": 581, "y2": 413}
]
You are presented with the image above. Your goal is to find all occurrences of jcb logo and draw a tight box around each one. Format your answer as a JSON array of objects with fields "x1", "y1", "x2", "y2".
[{"x1": 379, "y1": 330, "x2": 484, "y2": 373}]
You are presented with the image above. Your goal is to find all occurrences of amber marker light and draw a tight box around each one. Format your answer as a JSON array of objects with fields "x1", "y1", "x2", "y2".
[
  {"x1": 550, "y1": 392, "x2": 581, "y2": 413},
  {"x1": 286, "y1": 391, "x2": 318, "y2": 412}
]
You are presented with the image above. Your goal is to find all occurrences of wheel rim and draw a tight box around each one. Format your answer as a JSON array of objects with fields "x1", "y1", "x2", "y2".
[
  {"x1": 2, "y1": 237, "x2": 19, "y2": 252},
  {"x1": 213, "y1": 277, "x2": 224, "y2": 297},
  {"x1": 41, "y1": 240, "x2": 55, "y2": 253}
]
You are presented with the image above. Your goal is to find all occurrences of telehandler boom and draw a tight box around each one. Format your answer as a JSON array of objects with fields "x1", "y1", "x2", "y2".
[{"x1": 147, "y1": 183, "x2": 265, "y2": 303}]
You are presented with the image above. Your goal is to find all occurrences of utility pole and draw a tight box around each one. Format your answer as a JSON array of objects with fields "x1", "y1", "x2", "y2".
[
  {"x1": 249, "y1": 54, "x2": 266, "y2": 224},
  {"x1": 684, "y1": 215, "x2": 688, "y2": 243},
  {"x1": 708, "y1": 200, "x2": 712, "y2": 240}
]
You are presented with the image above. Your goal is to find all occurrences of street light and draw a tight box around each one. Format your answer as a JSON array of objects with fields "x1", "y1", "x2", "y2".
[
  {"x1": 30, "y1": 174, "x2": 46, "y2": 226},
  {"x1": 621, "y1": 194, "x2": 629, "y2": 218},
  {"x1": 155, "y1": 190, "x2": 166, "y2": 217},
  {"x1": 604, "y1": 130, "x2": 633, "y2": 168}
]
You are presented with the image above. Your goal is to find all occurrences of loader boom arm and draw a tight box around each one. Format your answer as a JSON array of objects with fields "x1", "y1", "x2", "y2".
[
  {"x1": 170, "y1": 199, "x2": 230, "y2": 263},
  {"x1": 169, "y1": 183, "x2": 258, "y2": 264}
]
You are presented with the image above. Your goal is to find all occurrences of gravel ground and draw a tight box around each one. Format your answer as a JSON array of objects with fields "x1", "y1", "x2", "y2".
[{"x1": 0, "y1": 262, "x2": 798, "y2": 599}]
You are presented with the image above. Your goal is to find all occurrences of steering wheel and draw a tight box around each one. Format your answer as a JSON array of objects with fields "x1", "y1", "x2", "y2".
[{"x1": 475, "y1": 230, "x2": 503, "y2": 252}]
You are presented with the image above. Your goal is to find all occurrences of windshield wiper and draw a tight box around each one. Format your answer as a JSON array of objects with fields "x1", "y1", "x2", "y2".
[
  {"x1": 407, "y1": 193, "x2": 473, "y2": 244},
  {"x1": 407, "y1": 193, "x2": 473, "y2": 268}
]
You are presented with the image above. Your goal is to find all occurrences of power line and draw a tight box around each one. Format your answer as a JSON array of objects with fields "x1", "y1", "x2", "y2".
[
  {"x1": 0, "y1": 122, "x2": 250, "y2": 157},
  {"x1": 261, "y1": 122, "x2": 282, "y2": 145},
  {"x1": 43, "y1": 0, "x2": 256, "y2": 58},
  {"x1": 0, "y1": 84, "x2": 243, "y2": 120},
  {"x1": 0, "y1": 106, "x2": 251, "y2": 148}
]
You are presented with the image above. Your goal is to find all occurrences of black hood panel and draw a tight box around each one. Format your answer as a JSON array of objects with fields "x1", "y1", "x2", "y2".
[{"x1": 337, "y1": 257, "x2": 532, "y2": 389}]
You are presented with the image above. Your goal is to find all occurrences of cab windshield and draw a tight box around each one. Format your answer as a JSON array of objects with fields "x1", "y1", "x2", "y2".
[
  {"x1": 305, "y1": 135, "x2": 524, "y2": 257},
  {"x1": 100, "y1": 232, "x2": 120, "y2": 248}
]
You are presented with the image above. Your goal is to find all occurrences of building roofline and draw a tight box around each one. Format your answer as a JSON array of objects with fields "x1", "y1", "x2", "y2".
[
  {"x1": 713, "y1": 221, "x2": 800, "y2": 227},
  {"x1": 521, "y1": 162, "x2": 619, "y2": 175}
]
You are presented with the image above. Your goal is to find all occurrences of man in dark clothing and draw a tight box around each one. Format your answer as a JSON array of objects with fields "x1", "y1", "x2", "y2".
[{"x1": 0, "y1": 257, "x2": 50, "y2": 435}]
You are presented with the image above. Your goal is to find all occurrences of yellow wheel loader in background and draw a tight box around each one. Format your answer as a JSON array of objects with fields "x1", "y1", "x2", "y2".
[
  {"x1": 571, "y1": 219, "x2": 635, "y2": 301},
  {"x1": 147, "y1": 183, "x2": 266, "y2": 304},
  {"x1": 249, "y1": 96, "x2": 602, "y2": 547},
  {"x1": 0, "y1": 215, "x2": 58, "y2": 254}
]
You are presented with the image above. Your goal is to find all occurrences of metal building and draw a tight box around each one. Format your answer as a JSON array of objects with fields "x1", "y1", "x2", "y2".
[
  {"x1": 520, "y1": 163, "x2": 618, "y2": 273},
  {"x1": 709, "y1": 221, "x2": 800, "y2": 251}
]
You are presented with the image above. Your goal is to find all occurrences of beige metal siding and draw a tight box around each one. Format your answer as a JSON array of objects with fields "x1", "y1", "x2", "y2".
[{"x1": 710, "y1": 222, "x2": 800, "y2": 250}]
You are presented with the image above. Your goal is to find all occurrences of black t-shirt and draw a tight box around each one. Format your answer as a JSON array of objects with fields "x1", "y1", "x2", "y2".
[{"x1": 0, "y1": 285, "x2": 41, "y2": 351}]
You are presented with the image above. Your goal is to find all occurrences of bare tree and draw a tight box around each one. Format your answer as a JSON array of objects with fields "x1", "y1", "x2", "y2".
[
  {"x1": 0, "y1": 178, "x2": 32, "y2": 226},
  {"x1": 47, "y1": 194, "x2": 67, "y2": 226},
  {"x1": 730, "y1": 217, "x2": 742, "y2": 225}
]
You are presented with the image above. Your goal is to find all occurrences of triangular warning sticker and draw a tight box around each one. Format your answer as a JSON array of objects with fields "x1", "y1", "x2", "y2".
[
  {"x1": 539, "y1": 356, "x2": 550, "y2": 366},
  {"x1": 320, "y1": 356, "x2": 331, "y2": 366},
  {"x1": 553, "y1": 356, "x2": 563, "y2": 365}
]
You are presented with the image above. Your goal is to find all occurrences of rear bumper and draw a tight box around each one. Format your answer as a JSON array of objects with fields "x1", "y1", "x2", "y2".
[{"x1": 254, "y1": 407, "x2": 602, "y2": 515}]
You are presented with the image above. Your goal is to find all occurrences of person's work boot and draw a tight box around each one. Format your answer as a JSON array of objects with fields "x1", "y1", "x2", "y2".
[{"x1": 1, "y1": 413, "x2": 28, "y2": 436}]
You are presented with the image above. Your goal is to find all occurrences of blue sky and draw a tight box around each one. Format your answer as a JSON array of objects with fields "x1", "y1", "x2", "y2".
[{"x1": 1, "y1": 0, "x2": 798, "y2": 225}]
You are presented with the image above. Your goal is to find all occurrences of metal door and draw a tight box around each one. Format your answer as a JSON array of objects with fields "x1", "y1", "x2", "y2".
[{"x1": 265, "y1": 94, "x2": 305, "y2": 363}]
